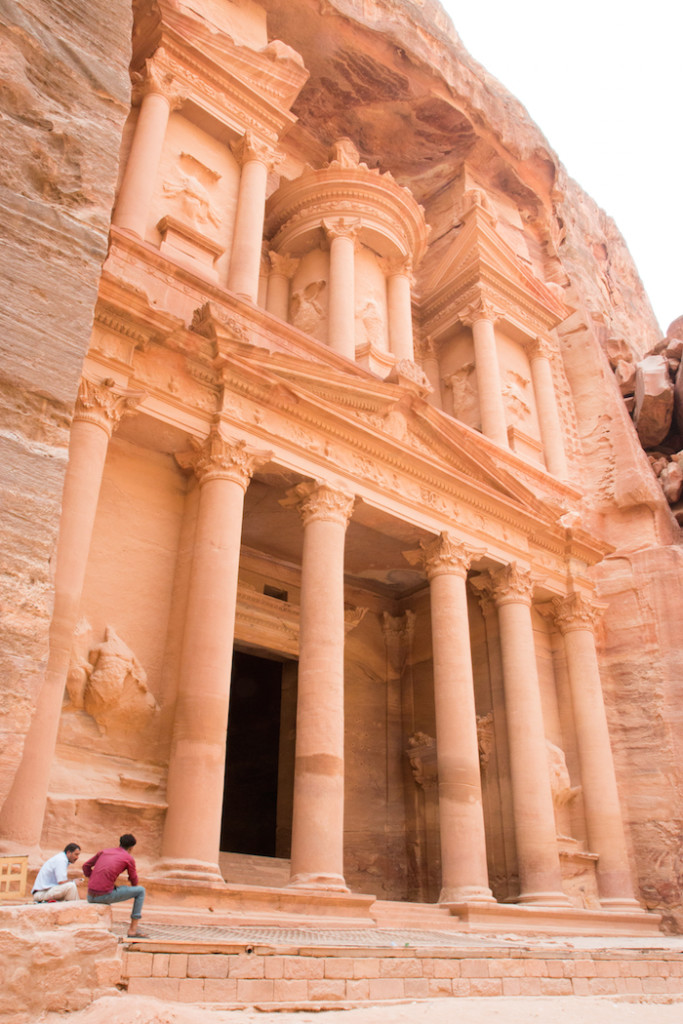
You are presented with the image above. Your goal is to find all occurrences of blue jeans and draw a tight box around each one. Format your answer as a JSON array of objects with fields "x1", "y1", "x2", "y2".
[{"x1": 87, "y1": 885, "x2": 145, "y2": 919}]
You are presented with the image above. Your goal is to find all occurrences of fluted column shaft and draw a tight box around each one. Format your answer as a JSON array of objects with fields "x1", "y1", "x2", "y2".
[
  {"x1": 470, "y1": 316, "x2": 508, "y2": 447},
  {"x1": 553, "y1": 594, "x2": 640, "y2": 909},
  {"x1": 159, "y1": 431, "x2": 270, "y2": 878},
  {"x1": 228, "y1": 133, "x2": 277, "y2": 302},
  {"x1": 283, "y1": 482, "x2": 354, "y2": 890},
  {"x1": 491, "y1": 564, "x2": 568, "y2": 904},
  {"x1": 324, "y1": 219, "x2": 358, "y2": 361},
  {"x1": 386, "y1": 260, "x2": 414, "y2": 361},
  {"x1": 0, "y1": 381, "x2": 139, "y2": 847},
  {"x1": 113, "y1": 56, "x2": 179, "y2": 237},
  {"x1": 422, "y1": 535, "x2": 493, "y2": 903},
  {"x1": 529, "y1": 338, "x2": 568, "y2": 479}
]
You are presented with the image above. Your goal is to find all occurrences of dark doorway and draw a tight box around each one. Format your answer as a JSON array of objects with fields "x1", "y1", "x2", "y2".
[{"x1": 220, "y1": 650, "x2": 289, "y2": 857}]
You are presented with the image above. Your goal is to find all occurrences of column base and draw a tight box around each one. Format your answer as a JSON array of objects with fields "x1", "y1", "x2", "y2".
[
  {"x1": 439, "y1": 885, "x2": 496, "y2": 904},
  {"x1": 153, "y1": 858, "x2": 224, "y2": 884},
  {"x1": 599, "y1": 896, "x2": 645, "y2": 912},
  {"x1": 287, "y1": 871, "x2": 350, "y2": 893},
  {"x1": 514, "y1": 890, "x2": 572, "y2": 907}
]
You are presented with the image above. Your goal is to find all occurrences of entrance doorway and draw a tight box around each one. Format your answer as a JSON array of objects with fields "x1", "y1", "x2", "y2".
[{"x1": 220, "y1": 649, "x2": 296, "y2": 858}]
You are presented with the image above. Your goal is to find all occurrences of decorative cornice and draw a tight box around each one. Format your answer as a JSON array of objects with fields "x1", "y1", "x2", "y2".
[
  {"x1": 176, "y1": 425, "x2": 271, "y2": 488},
  {"x1": 280, "y1": 480, "x2": 355, "y2": 527},
  {"x1": 74, "y1": 378, "x2": 145, "y2": 436}
]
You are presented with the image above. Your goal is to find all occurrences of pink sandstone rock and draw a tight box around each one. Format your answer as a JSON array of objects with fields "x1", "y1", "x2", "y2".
[
  {"x1": 633, "y1": 354, "x2": 674, "y2": 446},
  {"x1": 1, "y1": 11, "x2": 683, "y2": 1022}
]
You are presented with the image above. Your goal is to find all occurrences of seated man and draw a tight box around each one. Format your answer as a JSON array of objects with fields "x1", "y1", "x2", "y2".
[
  {"x1": 32, "y1": 842, "x2": 81, "y2": 902},
  {"x1": 83, "y1": 833, "x2": 146, "y2": 938}
]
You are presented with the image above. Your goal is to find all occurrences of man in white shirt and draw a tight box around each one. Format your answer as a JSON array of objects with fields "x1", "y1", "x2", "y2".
[{"x1": 32, "y1": 842, "x2": 81, "y2": 902}]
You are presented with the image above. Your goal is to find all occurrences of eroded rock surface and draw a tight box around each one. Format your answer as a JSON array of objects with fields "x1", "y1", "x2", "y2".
[{"x1": 0, "y1": 0, "x2": 132, "y2": 806}]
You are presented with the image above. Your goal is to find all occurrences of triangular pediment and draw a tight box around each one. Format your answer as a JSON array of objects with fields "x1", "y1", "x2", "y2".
[
  {"x1": 421, "y1": 201, "x2": 569, "y2": 329},
  {"x1": 221, "y1": 341, "x2": 569, "y2": 526}
]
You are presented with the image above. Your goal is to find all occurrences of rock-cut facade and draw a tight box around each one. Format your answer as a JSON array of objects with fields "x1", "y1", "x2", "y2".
[{"x1": 1, "y1": 0, "x2": 682, "y2": 932}]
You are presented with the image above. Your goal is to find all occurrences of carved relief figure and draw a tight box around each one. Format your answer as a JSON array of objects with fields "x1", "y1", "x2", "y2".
[
  {"x1": 546, "y1": 739, "x2": 581, "y2": 808},
  {"x1": 290, "y1": 280, "x2": 326, "y2": 335},
  {"x1": 65, "y1": 618, "x2": 94, "y2": 709},
  {"x1": 502, "y1": 370, "x2": 532, "y2": 419},
  {"x1": 162, "y1": 171, "x2": 221, "y2": 230},
  {"x1": 356, "y1": 298, "x2": 385, "y2": 348},
  {"x1": 83, "y1": 627, "x2": 159, "y2": 736},
  {"x1": 445, "y1": 362, "x2": 478, "y2": 425}
]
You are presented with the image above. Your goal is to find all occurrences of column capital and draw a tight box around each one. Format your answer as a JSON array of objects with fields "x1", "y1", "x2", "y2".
[
  {"x1": 404, "y1": 532, "x2": 483, "y2": 580},
  {"x1": 281, "y1": 480, "x2": 355, "y2": 527},
  {"x1": 322, "y1": 217, "x2": 362, "y2": 245},
  {"x1": 379, "y1": 253, "x2": 414, "y2": 282},
  {"x1": 458, "y1": 294, "x2": 502, "y2": 327},
  {"x1": 131, "y1": 49, "x2": 185, "y2": 108},
  {"x1": 268, "y1": 250, "x2": 300, "y2": 279},
  {"x1": 414, "y1": 334, "x2": 440, "y2": 362},
  {"x1": 529, "y1": 335, "x2": 556, "y2": 361},
  {"x1": 552, "y1": 592, "x2": 605, "y2": 634},
  {"x1": 231, "y1": 129, "x2": 282, "y2": 171},
  {"x1": 382, "y1": 609, "x2": 416, "y2": 646},
  {"x1": 74, "y1": 378, "x2": 144, "y2": 436},
  {"x1": 176, "y1": 426, "x2": 271, "y2": 489},
  {"x1": 489, "y1": 562, "x2": 534, "y2": 606}
]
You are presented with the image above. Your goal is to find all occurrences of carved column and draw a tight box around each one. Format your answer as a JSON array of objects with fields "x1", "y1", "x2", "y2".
[
  {"x1": 0, "y1": 380, "x2": 140, "y2": 847},
  {"x1": 266, "y1": 251, "x2": 299, "y2": 321},
  {"x1": 552, "y1": 594, "x2": 641, "y2": 909},
  {"x1": 281, "y1": 481, "x2": 354, "y2": 890},
  {"x1": 461, "y1": 300, "x2": 508, "y2": 447},
  {"x1": 384, "y1": 255, "x2": 415, "y2": 362},
  {"x1": 473, "y1": 582, "x2": 518, "y2": 901},
  {"x1": 489, "y1": 563, "x2": 568, "y2": 904},
  {"x1": 416, "y1": 336, "x2": 442, "y2": 410},
  {"x1": 529, "y1": 337, "x2": 568, "y2": 479},
  {"x1": 158, "y1": 428, "x2": 270, "y2": 879},
  {"x1": 418, "y1": 534, "x2": 494, "y2": 903},
  {"x1": 323, "y1": 218, "x2": 360, "y2": 361},
  {"x1": 228, "y1": 132, "x2": 280, "y2": 302},
  {"x1": 113, "y1": 52, "x2": 181, "y2": 238}
]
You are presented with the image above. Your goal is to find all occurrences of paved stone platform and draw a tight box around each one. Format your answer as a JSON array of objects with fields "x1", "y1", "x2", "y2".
[{"x1": 117, "y1": 921, "x2": 683, "y2": 1006}]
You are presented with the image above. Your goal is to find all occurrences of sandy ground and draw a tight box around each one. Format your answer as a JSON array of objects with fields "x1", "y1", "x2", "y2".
[{"x1": 42, "y1": 994, "x2": 683, "y2": 1024}]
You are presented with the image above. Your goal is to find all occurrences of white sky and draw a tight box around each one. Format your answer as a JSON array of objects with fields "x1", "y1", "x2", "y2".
[{"x1": 438, "y1": 0, "x2": 681, "y2": 334}]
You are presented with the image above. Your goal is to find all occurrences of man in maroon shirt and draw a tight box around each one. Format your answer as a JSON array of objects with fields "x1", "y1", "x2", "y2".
[{"x1": 83, "y1": 833, "x2": 146, "y2": 937}]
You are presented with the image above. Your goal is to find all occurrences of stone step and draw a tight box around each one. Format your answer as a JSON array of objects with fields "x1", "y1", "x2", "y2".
[{"x1": 121, "y1": 941, "x2": 683, "y2": 1006}]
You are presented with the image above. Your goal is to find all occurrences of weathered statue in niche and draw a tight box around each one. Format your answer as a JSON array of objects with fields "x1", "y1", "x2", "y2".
[
  {"x1": 290, "y1": 280, "x2": 326, "y2": 336},
  {"x1": 66, "y1": 625, "x2": 158, "y2": 737}
]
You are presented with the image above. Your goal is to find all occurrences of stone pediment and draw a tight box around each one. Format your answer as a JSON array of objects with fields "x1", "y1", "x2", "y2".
[
  {"x1": 420, "y1": 198, "x2": 570, "y2": 335},
  {"x1": 221, "y1": 343, "x2": 571, "y2": 527},
  {"x1": 156, "y1": 1, "x2": 310, "y2": 111}
]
